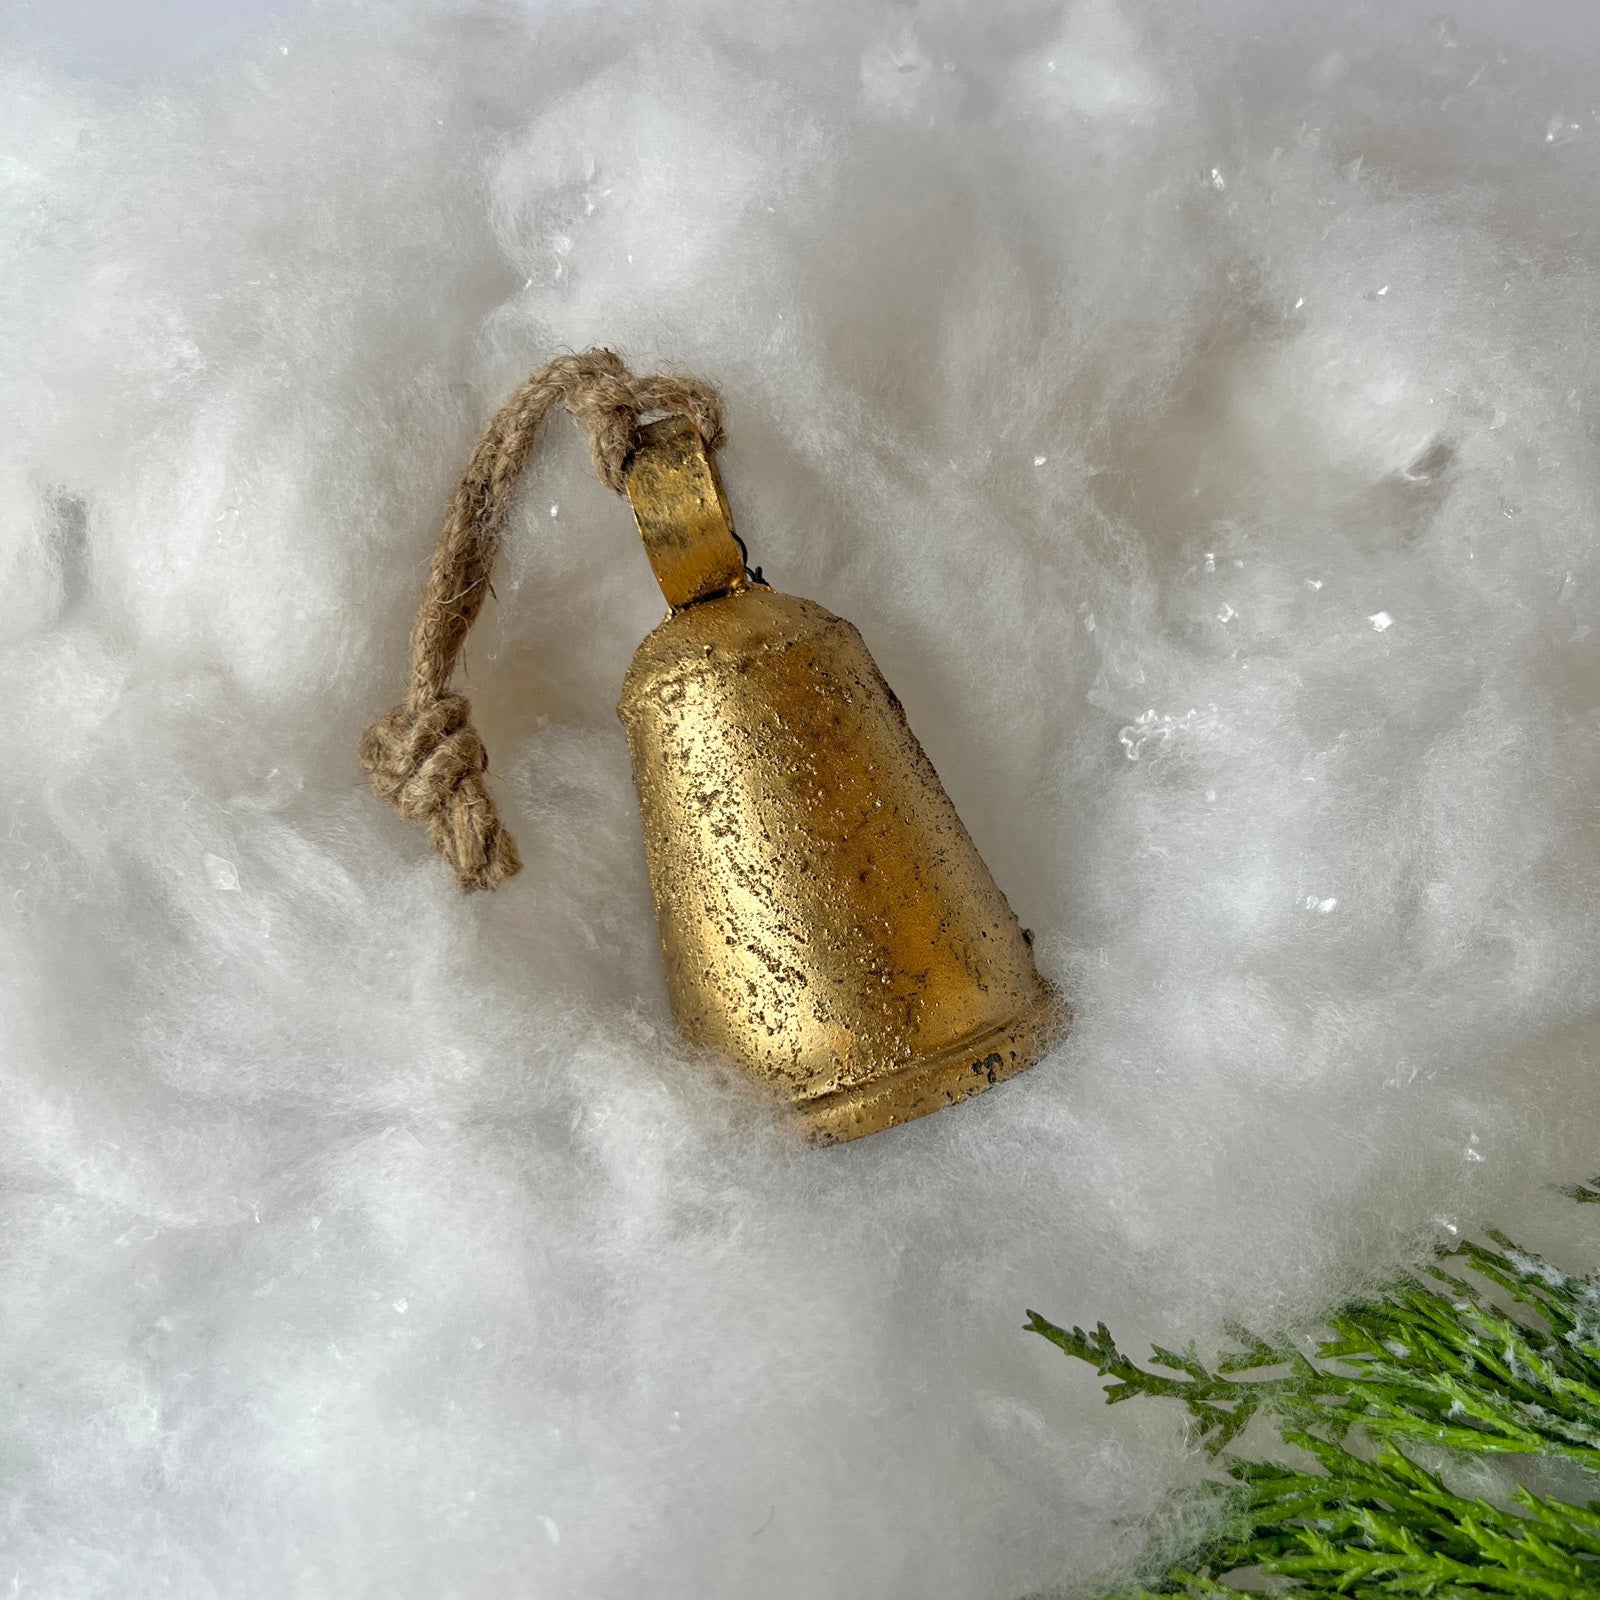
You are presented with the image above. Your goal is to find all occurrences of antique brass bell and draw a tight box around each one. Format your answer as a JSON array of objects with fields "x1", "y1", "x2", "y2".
[
  {"x1": 618, "y1": 417, "x2": 1068, "y2": 1143},
  {"x1": 360, "y1": 352, "x2": 1067, "y2": 1145}
]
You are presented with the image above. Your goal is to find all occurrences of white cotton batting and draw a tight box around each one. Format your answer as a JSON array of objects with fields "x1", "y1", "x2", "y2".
[{"x1": 2, "y1": 1, "x2": 1598, "y2": 1596}]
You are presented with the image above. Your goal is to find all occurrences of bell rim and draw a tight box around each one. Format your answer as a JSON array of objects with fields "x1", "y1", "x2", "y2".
[{"x1": 797, "y1": 990, "x2": 1071, "y2": 1147}]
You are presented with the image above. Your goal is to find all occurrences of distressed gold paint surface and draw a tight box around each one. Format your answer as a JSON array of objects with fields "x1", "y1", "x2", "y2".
[{"x1": 619, "y1": 427, "x2": 1068, "y2": 1143}]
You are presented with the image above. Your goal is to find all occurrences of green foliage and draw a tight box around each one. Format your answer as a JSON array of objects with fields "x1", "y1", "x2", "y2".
[{"x1": 1028, "y1": 1222, "x2": 1600, "y2": 1596}]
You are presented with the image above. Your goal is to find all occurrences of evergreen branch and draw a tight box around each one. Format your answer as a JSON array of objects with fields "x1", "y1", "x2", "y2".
[{"x1": 1028, "y1": 1217, "x2": 1600, "y2": 1597}]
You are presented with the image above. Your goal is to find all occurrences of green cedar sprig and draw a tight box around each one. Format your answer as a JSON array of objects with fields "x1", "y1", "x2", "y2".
[{"x1": 1027, "y1": 1217, "x2": 1600, "y2": 1596}]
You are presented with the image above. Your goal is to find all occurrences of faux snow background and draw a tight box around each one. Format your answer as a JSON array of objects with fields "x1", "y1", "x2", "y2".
[{"x1": 3, "y1": 2, "x2": 1599, "y2": 1595}]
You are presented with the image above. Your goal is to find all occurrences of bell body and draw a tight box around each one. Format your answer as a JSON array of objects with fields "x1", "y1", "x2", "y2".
[{"x1": 618, "y1": 584, "x2": 1066, "y2": 1143}]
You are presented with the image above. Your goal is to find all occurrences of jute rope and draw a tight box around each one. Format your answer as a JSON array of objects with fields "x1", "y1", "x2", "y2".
[{"x1": 358, "y1": 349, "x2": 725, "y2": 891}]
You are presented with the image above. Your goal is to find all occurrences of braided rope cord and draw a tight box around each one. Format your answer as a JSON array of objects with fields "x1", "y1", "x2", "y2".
[{"x1": 357, "y1": 349, "x2": 724, "y2": 890}]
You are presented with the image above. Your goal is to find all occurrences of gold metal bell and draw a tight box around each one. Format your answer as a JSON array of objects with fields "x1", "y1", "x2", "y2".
[{"x1": 618, "y1": 417, "x2": 1069, "y2": 1144}]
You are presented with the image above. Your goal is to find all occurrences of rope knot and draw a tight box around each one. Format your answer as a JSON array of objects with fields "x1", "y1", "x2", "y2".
[{"x1": 358, "y1": 692, "x2": 522, "y2": 892}]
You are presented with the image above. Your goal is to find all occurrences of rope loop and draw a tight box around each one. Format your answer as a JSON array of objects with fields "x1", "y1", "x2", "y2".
[{"x1": 358, "y1": 350, "x2": 724, "y2": 890}]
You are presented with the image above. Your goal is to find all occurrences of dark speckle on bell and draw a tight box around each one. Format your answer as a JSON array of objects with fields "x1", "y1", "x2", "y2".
[{"x1": 972, "y1": 1051, "x2": 1004, "y2": 1084}]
